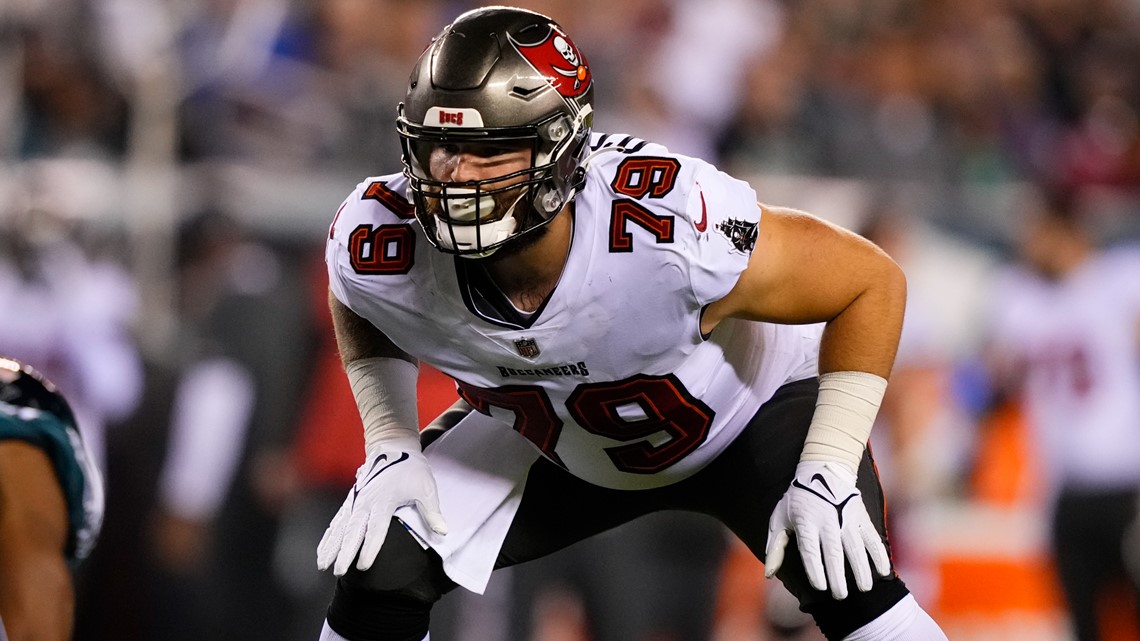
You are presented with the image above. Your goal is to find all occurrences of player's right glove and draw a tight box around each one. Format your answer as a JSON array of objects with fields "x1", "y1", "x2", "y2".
[
  {"x1": 316, "y1": 443, "x2": 448, "y2": 576},
  {"x1": 764, "y1": 460, "x2": 891, "y2": 600}
]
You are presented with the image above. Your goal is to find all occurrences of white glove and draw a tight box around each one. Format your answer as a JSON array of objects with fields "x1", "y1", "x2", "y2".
[
  {"x1": 764, "y1": 460, "x2": 891, "y2": 600},
  {"x1": 317, "y1": 444, "x2": 448, "y2": 576}
]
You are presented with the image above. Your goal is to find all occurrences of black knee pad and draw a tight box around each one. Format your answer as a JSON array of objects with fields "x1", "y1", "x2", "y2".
[
  {"x1": 326, "y1": 519, "x2": 457, "y2": 641},
  {"x1": 774, "y1": 544, "x2": 910, "y2": 640}
]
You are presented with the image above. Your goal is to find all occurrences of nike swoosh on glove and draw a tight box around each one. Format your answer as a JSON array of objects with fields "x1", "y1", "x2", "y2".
[
  {"x1": 316, "y1": 445, "x2": 448, "y2": 576},
  {"x1": 764, "y1": 460, "x2": 891, "y2": 600}
]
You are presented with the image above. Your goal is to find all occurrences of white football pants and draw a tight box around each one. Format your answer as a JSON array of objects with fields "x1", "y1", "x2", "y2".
[{"x1": 843, "y1": 594, "x2": 949, "y2": 640}]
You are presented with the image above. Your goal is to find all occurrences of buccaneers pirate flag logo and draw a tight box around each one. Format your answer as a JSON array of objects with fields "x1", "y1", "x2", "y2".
[{"x1": 510, "y1": 26, "x2": 591, "y2": 98}]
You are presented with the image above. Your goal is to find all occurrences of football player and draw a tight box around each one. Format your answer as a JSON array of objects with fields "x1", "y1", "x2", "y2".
[
  {"x1": 0, "y1": 357, "x2": 104, "y2": 641},
  {"x1": 986, "y1": 191, "x2": 1140, "y2": 641},
  {"x1": 315, "y1": 7, "x2": 948, "y2": 641}
]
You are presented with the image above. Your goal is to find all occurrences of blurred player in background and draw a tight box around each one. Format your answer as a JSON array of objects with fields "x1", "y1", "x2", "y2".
[
  {"x1": 0, "y1": 356, "x2": 103, "y2": 641},
  {"x1": 985, "y1": 188, "x2": 1140, "y2": 641}
]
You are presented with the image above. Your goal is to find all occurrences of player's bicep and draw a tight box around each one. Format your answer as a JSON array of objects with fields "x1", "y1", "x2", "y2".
[
  {"x1": 703, "y1": 205, "x2": 900, "y2": 331},
  {"x1": 328, "y1": 289, "x2": 415, "y2": 365}
]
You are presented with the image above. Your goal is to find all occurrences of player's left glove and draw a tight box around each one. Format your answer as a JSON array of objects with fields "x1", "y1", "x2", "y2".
[{"x1": 764, "y1": 460, "x2": 891, "y2": 600}]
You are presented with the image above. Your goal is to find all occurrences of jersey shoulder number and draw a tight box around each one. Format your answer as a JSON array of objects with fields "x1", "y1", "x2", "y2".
[
  {"x1": 329, "y1": 175, "x2": 418, "y2": 276},
  {"x1": 589, "y1": 135, "x2": 686, "y2": 253}
]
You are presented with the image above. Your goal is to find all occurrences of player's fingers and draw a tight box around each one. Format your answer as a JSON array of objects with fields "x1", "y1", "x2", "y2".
[
  {"x1": 334, "y1": 514, "x2": 368, "y2": 576},
  {"x1": 415, "y1": 498, "x2": 449, "y2": 535},
  {"x1": 796, "y1": 527, "x2": 827, "y2": 593},
  {"x1": 861, "y1": 522, "x2": 891, "y2": 577},
  {"x1": 764, "y1": 529, "x2": 789, "y2": 578},
  {"x1": 819, "y1": 528, "x2": 848, "y2": 600},
  {"x1": 316, "y1": 525, "x2": 341, "y2": 570},
  {"x1": 316, "y1": 505, "x2": 351, "y2": 570},
  {"x1": 842, "y1": 528, "x2": 874, "y2": 593},
  {"x1": 356, "y1": 512, "x2": 392, "y2": 572}
]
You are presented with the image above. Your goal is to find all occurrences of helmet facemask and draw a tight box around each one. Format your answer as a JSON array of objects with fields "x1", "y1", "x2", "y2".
[{"x1": 399, "y1": 106, "x2": 591, "y2": 258}]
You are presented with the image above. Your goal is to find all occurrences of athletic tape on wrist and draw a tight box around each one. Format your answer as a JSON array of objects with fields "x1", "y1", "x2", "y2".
[
  {"x1": 345, "y1": 357, "x2": 421, "y2": 453},
  {"x1": 800, "y1": 371, "x2": 888, "y2": 473}
]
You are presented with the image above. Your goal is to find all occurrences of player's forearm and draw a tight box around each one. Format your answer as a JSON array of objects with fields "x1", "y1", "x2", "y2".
[
  {"x1": 328, "y1": 290, "x2": 421, "y2": 453},
  {"x1": 804, "y1": 260, "x2": 905, "y2": 472}
]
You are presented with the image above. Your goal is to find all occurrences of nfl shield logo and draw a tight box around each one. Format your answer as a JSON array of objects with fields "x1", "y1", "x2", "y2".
[{"x1": 514, "y1": 338, "x2": 541, "y2": 359}]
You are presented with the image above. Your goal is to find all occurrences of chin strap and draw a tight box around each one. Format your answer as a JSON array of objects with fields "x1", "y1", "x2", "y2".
[{"x1": 579, "y1": 143, "x2": 623, "y2": 170}]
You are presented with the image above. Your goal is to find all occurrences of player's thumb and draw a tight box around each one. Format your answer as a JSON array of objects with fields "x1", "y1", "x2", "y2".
[
  {"x1": 316, "y1": 524, "x2": 342, "y2": 570},
  {"x1": 416, "y1": 498, "x2": 448, "y2": 535},
  {"x1": 764, "y1": 529, "x2": 789, "y2": 578}
]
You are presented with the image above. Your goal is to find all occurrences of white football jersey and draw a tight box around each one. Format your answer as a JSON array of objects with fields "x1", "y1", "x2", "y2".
[
  {"x1": 988, "y1": 245, "x2": 1140, "y2": 490},
  {"x1": 327, "y1": 133, "x2": 821, "y2": 490}
]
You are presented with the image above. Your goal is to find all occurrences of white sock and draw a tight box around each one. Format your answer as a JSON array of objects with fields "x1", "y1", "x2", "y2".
[
  {"x1": 318, "y1": 620, "x2": 429, "y2": 641},
  {"x1": 841, "y1": 594, "x2": 948, "y2": 641}
]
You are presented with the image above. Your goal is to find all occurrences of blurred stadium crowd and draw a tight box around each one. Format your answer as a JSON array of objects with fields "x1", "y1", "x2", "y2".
[{"x1": 2, "y1": 0, "x2": 1139, "y2": 640}]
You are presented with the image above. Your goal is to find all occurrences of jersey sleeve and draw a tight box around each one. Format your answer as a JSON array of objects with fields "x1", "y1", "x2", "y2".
[
  {"x1": 325, "y1": 174, "x2": 416, "y2": 316},
  {"x1": 1104, "y1": 243, "x2": 1140, "y2": 314},
  {"x1": 0, "y1": 404, "x2": 103, "y2": 561},
  {"x1": 680, "y1": 158, "x2": 761, "y2": 307},
  {"x1": 326, "y1": 182, "x2": 367, "y2": 311}
]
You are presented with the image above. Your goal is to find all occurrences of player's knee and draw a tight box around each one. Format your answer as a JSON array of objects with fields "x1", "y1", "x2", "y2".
[
  {"x1": 770, "y1": 540, "x2": 910, "y2": 641},
  {"x1": 327, "y1": 520, "x2": 454, "y2": 641},
  {"x1": 339, "y1": 519, "x2": 444, "y2": 598}
]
